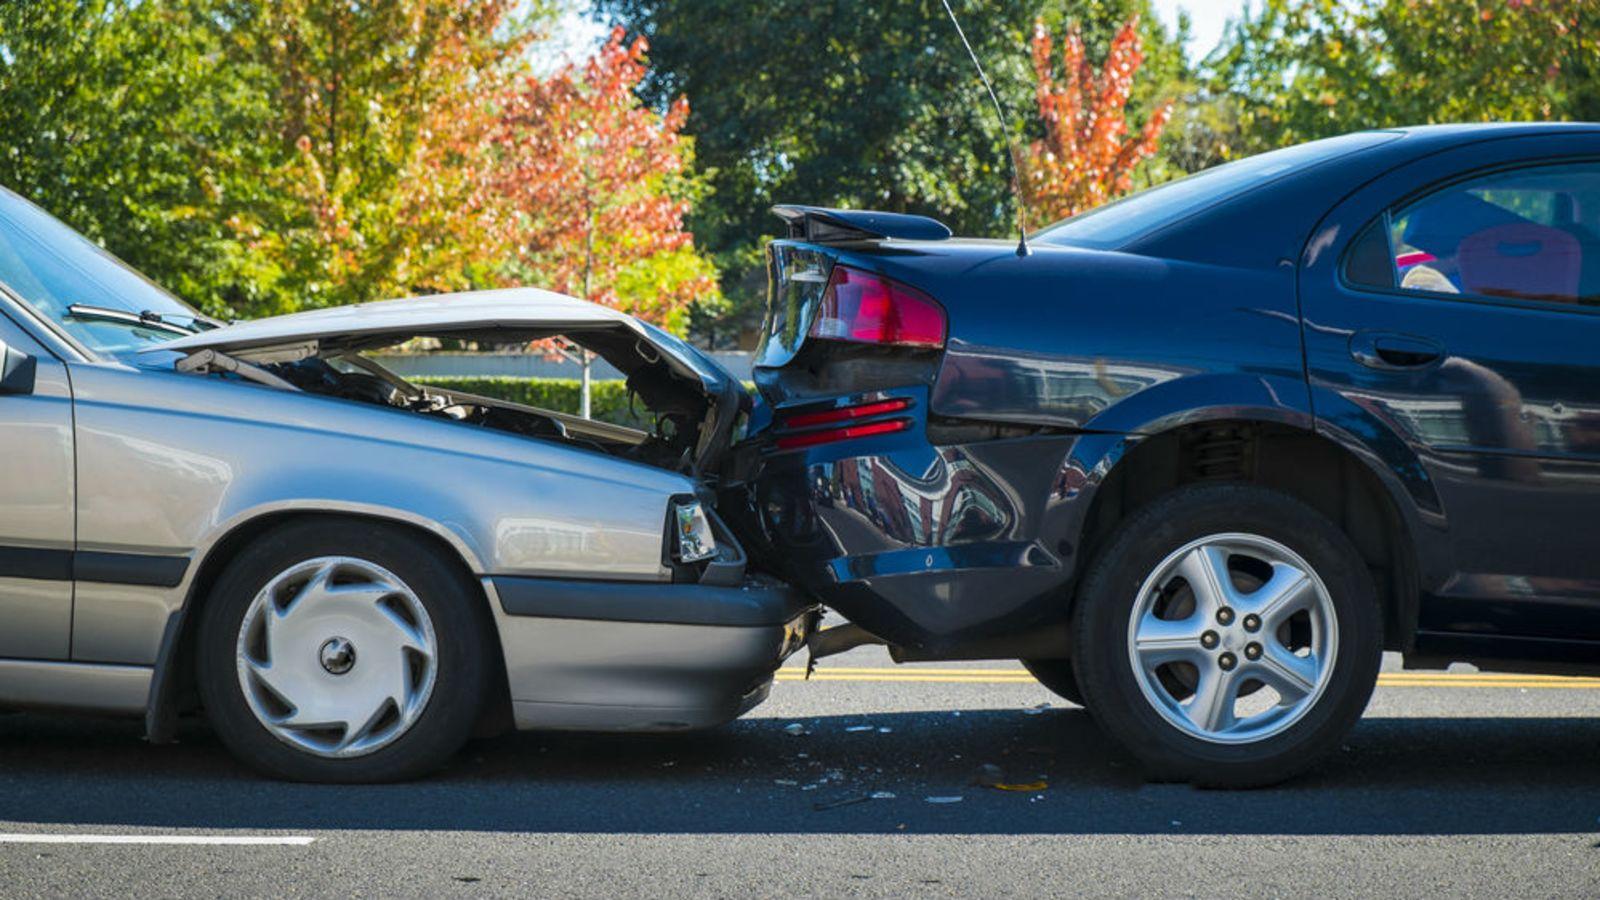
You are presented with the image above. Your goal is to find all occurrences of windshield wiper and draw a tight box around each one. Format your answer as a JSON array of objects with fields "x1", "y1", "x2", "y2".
[{"x1": 65, "y1": 304, "x2": 218, "y2": 336}]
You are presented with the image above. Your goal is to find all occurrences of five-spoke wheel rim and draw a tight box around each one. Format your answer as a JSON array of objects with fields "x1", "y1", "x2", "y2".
[
  {"x1": 1126, "y1": 533, "x2": 1338, "y2": 745},
  {"x1": 236, "y1": 556, "x2": 438, "y2": 758}
]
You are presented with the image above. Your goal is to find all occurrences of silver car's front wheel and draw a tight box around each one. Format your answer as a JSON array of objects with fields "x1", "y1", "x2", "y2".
[
  {"x1": 198, "y1": 519, "x2": 491, "y2": 782},
  {"x1": 236, "y1": 556, "x2": 439, "y2": 758},
  {"x1": 1127, "y1": 534, "x2": 1337, "y2": 744}
]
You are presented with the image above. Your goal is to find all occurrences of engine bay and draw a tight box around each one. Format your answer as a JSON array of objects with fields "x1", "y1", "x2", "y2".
[{"x1": 264, "y1": 352, "x2": 711, "y2": 474}]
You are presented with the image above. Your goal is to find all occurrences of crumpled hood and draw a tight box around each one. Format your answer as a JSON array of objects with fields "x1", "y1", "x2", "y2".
[{"x1": 148, "y1": 287, "x2": 733, "y2": 395}]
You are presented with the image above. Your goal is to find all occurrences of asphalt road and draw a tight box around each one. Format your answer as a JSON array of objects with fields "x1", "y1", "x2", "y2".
[{"x1": 2, "y1": 645, "x2": 1598, "y2": 898}]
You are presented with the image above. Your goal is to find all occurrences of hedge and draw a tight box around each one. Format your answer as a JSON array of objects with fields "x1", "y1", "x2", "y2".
[{"x1": 412, "y1": 376, "x2": 652, "y2": 428}]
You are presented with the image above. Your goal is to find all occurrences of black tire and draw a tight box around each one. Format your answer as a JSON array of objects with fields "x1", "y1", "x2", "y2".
[
  {"x1": 1020, "y1": 658, "x2": 1085, "y2": 707},
  {"x1": 1070, "y1": 483, "x2": 1382, "y2": 788},
  {"x1": 196, "y1": 518, "x2": 492, "y2": 783}
]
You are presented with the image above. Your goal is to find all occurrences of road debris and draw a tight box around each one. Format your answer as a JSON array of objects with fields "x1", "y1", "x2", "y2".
[
  {"x1": 925, "y1": 796, "x2": 965, "y2": 804},
  {"x1": 1022, "y1": 702, "x2": 1052, "y2": 716},
  {"x1": 813, "y1": 793, "x2": 871, "y2": 811},
  {"x1": 783, "y1": 723, "x2": 809, "y2": 736},
  {"x1": 975, "y1": 762, "x2": 1049, "y2": 792},
  {"x1": 844, "y1": 725, "x2": 874, "y2": 732}
]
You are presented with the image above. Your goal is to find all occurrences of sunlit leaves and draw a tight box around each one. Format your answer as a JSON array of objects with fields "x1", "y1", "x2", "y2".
[
  {"x1": 488, "y1": 27, "x2": 718, "y2": 334},
  {"x1": 1023, "y1": 15, "x2": 1172, "y2": 221}
]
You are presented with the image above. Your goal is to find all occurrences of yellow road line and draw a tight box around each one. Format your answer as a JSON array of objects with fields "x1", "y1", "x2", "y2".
[{"x1": 773, "y1": 667, "x2": 1600, "y2": 689}]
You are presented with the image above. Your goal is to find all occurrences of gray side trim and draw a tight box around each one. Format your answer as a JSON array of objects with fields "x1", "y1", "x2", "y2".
[
  {"x1": 492, "y1": 575, "x2": 808, "y2": 627},
  {"x1": 74, "y1": 551, "x2": 189, "y2": 588},
  {"x1": 0, "y1": 546, "x2": 72, "y2": 581},
  {"x1": 0, "y1": 546, "x2": 189, "y2": 588}
]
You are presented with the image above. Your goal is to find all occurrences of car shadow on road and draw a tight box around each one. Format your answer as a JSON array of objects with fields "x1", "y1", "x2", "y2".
[{"x1": 1, "y1": 708, "x2": 1597, "y2": 836}]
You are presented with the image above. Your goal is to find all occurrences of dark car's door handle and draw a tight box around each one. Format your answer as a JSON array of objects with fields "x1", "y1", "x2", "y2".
[{"x1": 1349, "y1": 331, "x2": 1445, "y2": 370}]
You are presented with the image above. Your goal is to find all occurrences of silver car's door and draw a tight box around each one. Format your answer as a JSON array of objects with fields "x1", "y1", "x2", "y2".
[{"x1": 0, "y1": 309, "x2": 74, "y2": 659}]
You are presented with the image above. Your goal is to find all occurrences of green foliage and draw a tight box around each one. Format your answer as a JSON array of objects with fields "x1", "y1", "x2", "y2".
[
  {"x1": 594, "y1": 0, "x2": 1187, "y2": 341},
  {"x1": 411, "y1": 375, "x2": 653, "y2": 428},
  {"x1": 1207, "y1": 0, "x2": 1600, "y2": 158},
  {"x1": 0, "y1": 0, "x2": 271, "y2": 315}
]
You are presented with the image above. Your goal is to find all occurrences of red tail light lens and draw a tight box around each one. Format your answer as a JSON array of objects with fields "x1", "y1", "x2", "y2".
[
  {"x1": 779, "y1": 397, "x2": 911, "y2": 429},
  {"x1": 775, "y1": 419, "x2": 909, "y2": 450},
  {"x1": 809, "y1": 265, "x2": 946, "y2": 348}
]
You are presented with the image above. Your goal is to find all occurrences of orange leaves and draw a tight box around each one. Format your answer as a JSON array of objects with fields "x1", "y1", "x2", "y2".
[
  {"x1": 1023, "y1": 16, "x2": 1171, "y2": 222},
  {"x1": 486, "y1": 26, "x2": 715, "y2": 331}
]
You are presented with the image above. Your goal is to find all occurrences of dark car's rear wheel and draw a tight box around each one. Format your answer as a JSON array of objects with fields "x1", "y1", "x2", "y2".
[
  {"x1": 1020, "y1": 658, "x2": 1085, "y2": 707},
  {"x1": 1071, "y1": 483, "x2": 1381, "y2": 788},
  {"x1": 196, "y1": 518, "x2": 492, "y2": 782}
]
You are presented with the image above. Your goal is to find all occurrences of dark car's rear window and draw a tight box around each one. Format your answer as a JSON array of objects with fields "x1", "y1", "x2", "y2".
[{"x1": 1033, "y1": 131, "x2": 1402, "y2": 251}]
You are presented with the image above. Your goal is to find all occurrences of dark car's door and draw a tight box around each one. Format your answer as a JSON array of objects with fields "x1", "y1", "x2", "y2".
[{"x1": 1300, "y1": 133, "x2": 1600, "y2": 655}]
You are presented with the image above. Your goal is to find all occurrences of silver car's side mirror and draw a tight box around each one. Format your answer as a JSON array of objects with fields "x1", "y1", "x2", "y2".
[{"x1": 0, "y1": 339, "x2": 37, "y2": 395}]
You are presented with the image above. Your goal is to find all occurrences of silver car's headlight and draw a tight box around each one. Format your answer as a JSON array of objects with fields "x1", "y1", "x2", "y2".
[{"x1": 672, "y1": 499, "x2": 717, "y2": 563}]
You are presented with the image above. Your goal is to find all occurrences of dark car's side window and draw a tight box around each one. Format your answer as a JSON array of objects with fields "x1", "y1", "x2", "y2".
[{"x1": 1346, "y1": 161, "x2": 1600, "y2": 307}]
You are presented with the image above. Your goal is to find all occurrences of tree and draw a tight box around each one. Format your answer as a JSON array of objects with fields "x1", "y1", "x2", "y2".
[
  {"x1": 0, "y1": 0, "x2": 553, "y2": 321},
  {"x1": 0, "y1": 0, "x2": 267, "y2": 313},
  {"x1": 491, "y1": 26, "x2": 719, "y2": 416},
  {"x1": 1024, "y1": 15, "x2": 1172, "y2": 221},
  {"x1": 593, "y1": 0, "x2": 1187, "y2": 344},
  {"x1": 212, "y1": 0, "x2": 539, "y2": 318},
  {"x1": 1208, "y1": 0, "x2": 1600, "y2": 157}
]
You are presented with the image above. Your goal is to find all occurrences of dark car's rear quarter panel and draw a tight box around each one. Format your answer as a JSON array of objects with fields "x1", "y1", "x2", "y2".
[{"x1": 737, "y1": 237, "x2": 1314, "y2": 653}]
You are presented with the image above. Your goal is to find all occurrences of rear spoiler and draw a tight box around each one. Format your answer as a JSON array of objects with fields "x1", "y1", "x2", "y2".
[{"x1": 771, "y1": 205, "x2": 952, "y2": 243}]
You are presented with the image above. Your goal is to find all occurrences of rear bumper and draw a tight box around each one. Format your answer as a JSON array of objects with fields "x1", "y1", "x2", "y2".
[
  {"x1": 485, "y1": 574, "x2": 814, "y2": 732},
  {"x1": 732, "y1": 386, "x2": 1090, "y2": 652}
]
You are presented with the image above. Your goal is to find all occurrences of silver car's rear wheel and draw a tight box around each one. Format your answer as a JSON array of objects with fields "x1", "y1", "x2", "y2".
[
  {"x1": 236, "y1": 556, "x2": 439, "y2": 759},
  {"x1": 1127, "y1": 534, "x2": 1337, "y2": 744}
]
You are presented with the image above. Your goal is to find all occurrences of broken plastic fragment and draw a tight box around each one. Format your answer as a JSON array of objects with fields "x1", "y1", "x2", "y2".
[
  {"x1": 870, "y1": 791, "x2": 896, "y2": 800},
  {"x1": 1022, "y1": 702, "x2": 1052, "y2": 716},
  {"x1": 783, "y1": 723, "x2": 809, "y2": 736},
  {"x1": 924, "y1": 796, "x2": 964, "y2": 804},
  {"x1": 813, "y1": 793, "x2": 871, "y2": 811},
  {"x1": 844, "y1": 725, "x2": 874, "y2": 733},
  {"x1": 991, "y1": 781, "x2": 1049, "y2": 792}
]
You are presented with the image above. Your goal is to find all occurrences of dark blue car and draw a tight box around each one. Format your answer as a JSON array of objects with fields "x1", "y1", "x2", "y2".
[{"x1": 727, "y1": 123, "x2": 1600, "y2": 786}]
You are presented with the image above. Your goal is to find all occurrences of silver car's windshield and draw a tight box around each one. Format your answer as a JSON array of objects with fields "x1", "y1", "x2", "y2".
[{"x1": 0, "y1": 187, "x2": 205, "y2": 356}]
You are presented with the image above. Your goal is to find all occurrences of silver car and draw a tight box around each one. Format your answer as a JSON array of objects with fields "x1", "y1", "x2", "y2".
[{"x1": 0, "y1": 187, "x2": 812, "y2": 782}]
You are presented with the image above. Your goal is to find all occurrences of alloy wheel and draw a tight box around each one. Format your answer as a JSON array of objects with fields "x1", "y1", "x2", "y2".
[{"x1": 1125, "y1": 533, "x2": 1338, "y2": 744}]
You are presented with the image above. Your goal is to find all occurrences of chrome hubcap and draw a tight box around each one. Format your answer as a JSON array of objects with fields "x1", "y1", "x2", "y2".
[
  {"x1": 236, "y1": 557, "x2": 437, "y2": 758},
  {"x1": 1126, "y1": 533, "x2": 1338, "y2": 745}
]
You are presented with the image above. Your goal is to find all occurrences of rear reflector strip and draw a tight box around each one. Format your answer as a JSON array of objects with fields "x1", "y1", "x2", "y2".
[
  {"x1": 779, "y1": 397, "x2": 912, "y2": 429},
  {"x1": 774, "y1": 418, "x2": 910, "y2": 450}
]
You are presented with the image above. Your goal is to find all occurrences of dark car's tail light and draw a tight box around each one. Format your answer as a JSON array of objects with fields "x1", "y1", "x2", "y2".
[
  {"x1": 780, "y1": 397, "x2": 911, "y2": 429},
  {"x1": 809, "y1": 265, "x2": 946, "y2": 348},
  {"x1": 775, "y1": 418, "x2": 909, "y2": 450},
  {"x1": 773, "y1": 397, "x2": 913, "y2": 450}
]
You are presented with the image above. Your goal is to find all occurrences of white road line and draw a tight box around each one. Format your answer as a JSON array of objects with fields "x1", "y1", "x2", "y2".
[{"x1": 0, "y1": 834, "x2": 314, "y2": 846}]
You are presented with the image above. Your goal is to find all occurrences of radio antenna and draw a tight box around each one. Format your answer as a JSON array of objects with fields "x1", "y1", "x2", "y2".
[{"x1": 938, "y1": 0, "x2": 1030, "y2": 256}]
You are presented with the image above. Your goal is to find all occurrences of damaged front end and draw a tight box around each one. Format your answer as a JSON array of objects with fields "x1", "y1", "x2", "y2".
[{"x1": 151, "y1": 288, "x2": 748, "y2": 484}]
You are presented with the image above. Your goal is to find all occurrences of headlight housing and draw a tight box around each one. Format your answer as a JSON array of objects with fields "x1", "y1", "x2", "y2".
[{"x1": 672, "y1": 499, "x2": 717, "y2": 563}]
